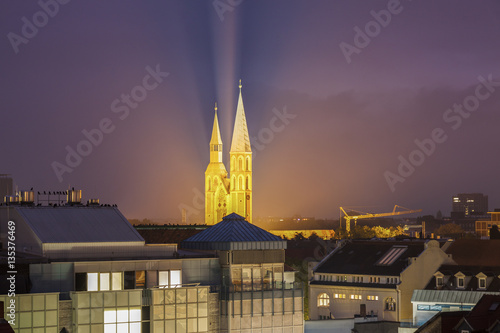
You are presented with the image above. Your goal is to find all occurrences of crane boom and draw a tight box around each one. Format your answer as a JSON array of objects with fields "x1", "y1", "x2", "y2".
[{"x1": 340, "y1": 205, "x2": 422, "y2": 234}]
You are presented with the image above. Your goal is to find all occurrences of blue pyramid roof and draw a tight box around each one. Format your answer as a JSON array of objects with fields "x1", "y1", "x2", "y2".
[{"x1": 181, "y1": 213, "x2": 287, "y2": 250}]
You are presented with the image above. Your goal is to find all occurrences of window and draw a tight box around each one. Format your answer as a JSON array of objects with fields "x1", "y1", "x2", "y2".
[
  {"x1": 367, "y1": 295, "x2": 379, "y2": 301},
  {"x1": 457, "y1": 277, "x2": 465, "y2": 288},
  {"x1": 436, "y1": 276, "x2": 443, "y2": 287},
  {"x1": 350, "y1": 294, "x2": 362, "y2": 300},
  {"x1": 479, "y1": 277, "x2": 486, "y2": 289},
  {"x1": 318, "y1": 293, "x2": 330, "y2": 307},
  {"x1": 87, "y1": 272, "x2": 123, "y2": 291},
  {"x1": 334, "y1": 294, "x2": 346, "y2": 299},
  {"x1": 385, "y1": 297, "x2": 396, "y2": 311},
  {"x1": 158, "y1": 270, "x2": 182, "y2": 288},
  {"x1": 104, "y1": 307, "x2": 141, "y2": 333}
]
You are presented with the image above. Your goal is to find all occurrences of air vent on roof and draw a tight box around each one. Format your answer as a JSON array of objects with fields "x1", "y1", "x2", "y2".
[{"x1": 87, "y1": 198, "x2": 99, "y2": 206}]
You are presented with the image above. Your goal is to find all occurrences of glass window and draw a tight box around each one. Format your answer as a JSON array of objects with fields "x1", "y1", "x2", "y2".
[
  {"x1": 135, "y1": 271, "x2": 145, "y2": 288},
  {"x1": 112, "y1": 272, "x2": 122, "y2": 291},
  {"x1": 88, "y1": 273, "x2": 98, "y2": 291},
  {"x1": 242, "y1": 268, "x2": 252, "y2": 291},
  {"x1": 171, "y1": 270, "x2": 181, "y2": 287},
  {"x1": 479, "y1": 278, "x2": 486, "y2": 289},
  {"x1": 100, "y1": 273, "x2": 110, "y2": 291},
  {"x1": 159, "y1": 271, "x2": 169, "y2": 287},
  {"x1": 385, "y1": 297, "x2": 396, "y2": 311},
  {"x1": 318, "y1": 293, "x2": 330, "y2": 307}
]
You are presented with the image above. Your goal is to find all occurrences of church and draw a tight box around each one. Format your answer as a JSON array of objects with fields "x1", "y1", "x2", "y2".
[{"x1": 205, "y1": 81, "x2": 252, "y2": 225}]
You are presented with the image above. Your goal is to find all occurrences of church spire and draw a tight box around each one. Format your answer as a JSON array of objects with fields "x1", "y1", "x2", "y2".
[
  {"x1": 210, "y1": 102, "x2": 223, "y2": 163},
  {"x1": 230, "y1": 80, "x2": 252, "y2": 153}
]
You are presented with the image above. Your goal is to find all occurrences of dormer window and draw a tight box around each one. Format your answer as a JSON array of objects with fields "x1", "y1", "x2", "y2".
[
  {"x1": 457, "y1": 277, "x2": 465, "y2": 288},
  {"x1": 455, "y1": 272, "x2": 466, "y2": 289},
  {"x1": 476, "y1": 272, "x2": 487, "y2": 290},
  {"x1": 436, "y1": 276, "x2": 443, "y2": 287}
]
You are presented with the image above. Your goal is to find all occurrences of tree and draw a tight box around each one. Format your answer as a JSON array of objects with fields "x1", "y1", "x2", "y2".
[
  {"x1": 490, "y1": 225, "x2": 500, "y2": 239},
  {"x1": 434, "y1": 223, "x2": 464, "y2": 237}
]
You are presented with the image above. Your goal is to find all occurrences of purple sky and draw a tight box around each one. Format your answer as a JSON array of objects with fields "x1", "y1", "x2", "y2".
[{"x1": 1, "y1": 0, "x2": 500, "y2": 221}]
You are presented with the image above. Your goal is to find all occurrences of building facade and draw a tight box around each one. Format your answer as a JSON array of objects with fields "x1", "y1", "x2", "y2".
[
  {"x1": 452, "y1": 193, "x2": 488, "y2": 216},
  {"x1": 205, "y1": 82, "x2": 252, "y2": 225},
  {"x1": 308, "y1": 240, "x2": 453, "y2": 324}
]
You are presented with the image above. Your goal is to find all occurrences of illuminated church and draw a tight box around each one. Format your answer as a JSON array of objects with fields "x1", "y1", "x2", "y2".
[{"x1": 205, "y1": 81, "x2": 252, "y2": 225}]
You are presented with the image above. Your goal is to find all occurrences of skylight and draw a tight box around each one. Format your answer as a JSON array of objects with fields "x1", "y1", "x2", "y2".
[{"x1": 376, "y1": 246, "x2": 408, "y2": 266}]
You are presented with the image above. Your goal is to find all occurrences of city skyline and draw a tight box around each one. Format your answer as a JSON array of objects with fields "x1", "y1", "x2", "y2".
[{"x1": 1, "y1": 1, "x2": 500, "y2": 220}]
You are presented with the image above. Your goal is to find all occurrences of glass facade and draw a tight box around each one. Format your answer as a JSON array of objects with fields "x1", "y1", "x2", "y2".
[
  {"x1": 0, "y1": 293, "x2": 59, "y2": 333},
  {"x1": 151, "y1": 286, "x2": 209, "y2": 333}
]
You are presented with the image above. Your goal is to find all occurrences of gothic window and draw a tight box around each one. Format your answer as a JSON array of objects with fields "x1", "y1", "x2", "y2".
[
  {"x1": 239, "y1": 157, "x2": 243, "y2": 171},
  {"x1": 246, "y1": 176, "x2": 250, "y2": 190},
  {"x1": 231, "y1": 156, "x2": 236, "y2": 171},
  {"x1": 238, "y1": 176, "x2": 243, "y2": 190},
  {"x1": 318, "y1": 293, "x2": 330, "y2": 307},
  {"x1": 246, "y1": 157, "x2": 250, "y2": 171}
]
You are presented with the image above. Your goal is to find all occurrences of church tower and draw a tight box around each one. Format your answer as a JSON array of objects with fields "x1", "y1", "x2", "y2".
[
  {"x1": 229, "y1": 80, "x2": 253, "y2": 223},
  {"x1": 205, "y1": 103, "x2": 230, "y2": 225}
]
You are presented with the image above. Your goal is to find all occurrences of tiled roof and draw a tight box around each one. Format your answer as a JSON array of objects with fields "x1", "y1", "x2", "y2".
[
  {"x1": 16, "y1": 206, "x2": 144, "y2": 243},
  {"x1": 314, "y1": 240, "x2": 426, "y2": 276},
  {"x1": 446, "y1": 239, "x2": 500, "y2": 266},
  {"x1": 424, "y1": 264, "x2": 500, "y2": 291},
  {"x1": 181, "y1": 213, "x2": 286, "y2": 250}
]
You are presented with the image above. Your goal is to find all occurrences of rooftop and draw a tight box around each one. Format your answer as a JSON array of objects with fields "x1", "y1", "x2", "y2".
[
  {"x1": 13, "y1": 206, "x2": 144, "y2": 244},
  {"x1": 181, "y1": 213, "x2": 286, "y2": 251},
  {"x1": 314, "y1": 239, "x2": 431, "y2": 276}
]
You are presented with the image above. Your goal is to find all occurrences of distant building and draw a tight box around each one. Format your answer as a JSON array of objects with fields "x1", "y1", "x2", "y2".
[
  {"x1": 0, "y1": 174, "x2": 13, "y2": 200},
  {"x1": 308, "y1": 239, "x2": 453, "y2": 324},
  {"x1": 476, "y1": 212, "x2": 500, "y2": 238},
  {"x1": 452, "y1": 193, "x2": 488, "y2": 216}
]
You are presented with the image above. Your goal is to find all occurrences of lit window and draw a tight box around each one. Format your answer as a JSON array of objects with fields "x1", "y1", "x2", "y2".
[
  {"x1": 158, "y1": 270, "x2": 182, "y2": 288},
  {"x1": 385, "y1": 297, "x2": 396, "y2": 311},
  {"x1": 104, "y1": 308, "x2": 141, "y2": 333},
  {"x1": 367, "y1": 295, "x2": 379, "y2": 301},
  {"x1": 334, "y1": 294, "x2": 346, "y2": 299},
  {"x1": 350, "y1": 294, "x2": 361, "y2": 300},
  {"x1": 87, "y1": 272, "x2": 123, "y2": 291},
  {"x1": 88, "y1": 273, "x2": 98, "y2": 291},
  {"x1": 318, "y1": 293, "x2": 330, "y2": 307}
]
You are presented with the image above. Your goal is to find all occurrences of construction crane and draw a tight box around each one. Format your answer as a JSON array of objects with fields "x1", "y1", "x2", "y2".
[{"x1": 339, "y1": 205, "x2": 422, "y2": 233}]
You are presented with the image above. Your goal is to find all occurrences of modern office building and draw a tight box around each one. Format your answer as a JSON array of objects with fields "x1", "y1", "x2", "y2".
[
  {"x1": 0, "y1": 192, "x2": 304, "y2": 333},
  {"x1": 452, "y1": 193, "x2": 488, "y2": 216}
]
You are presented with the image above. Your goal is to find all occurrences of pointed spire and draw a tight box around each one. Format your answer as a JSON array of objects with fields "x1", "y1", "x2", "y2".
[
  {"x1": 230, "y1": 80, "x2": 252, "y2": 153},
  {"x1": 210, "y1": 102, "x2": 222, "y2": 146}
]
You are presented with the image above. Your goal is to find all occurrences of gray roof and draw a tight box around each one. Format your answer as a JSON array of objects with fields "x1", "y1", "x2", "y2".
[
  {"x1": 16, "y1": 206, "x2": 144, "y2": 243},
  {"x1": 181, "y1": 213, "x2": 286, "y2": 250},
  {"x1": 412, "y1": 289, "x2": 500, "y2": 304}
]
